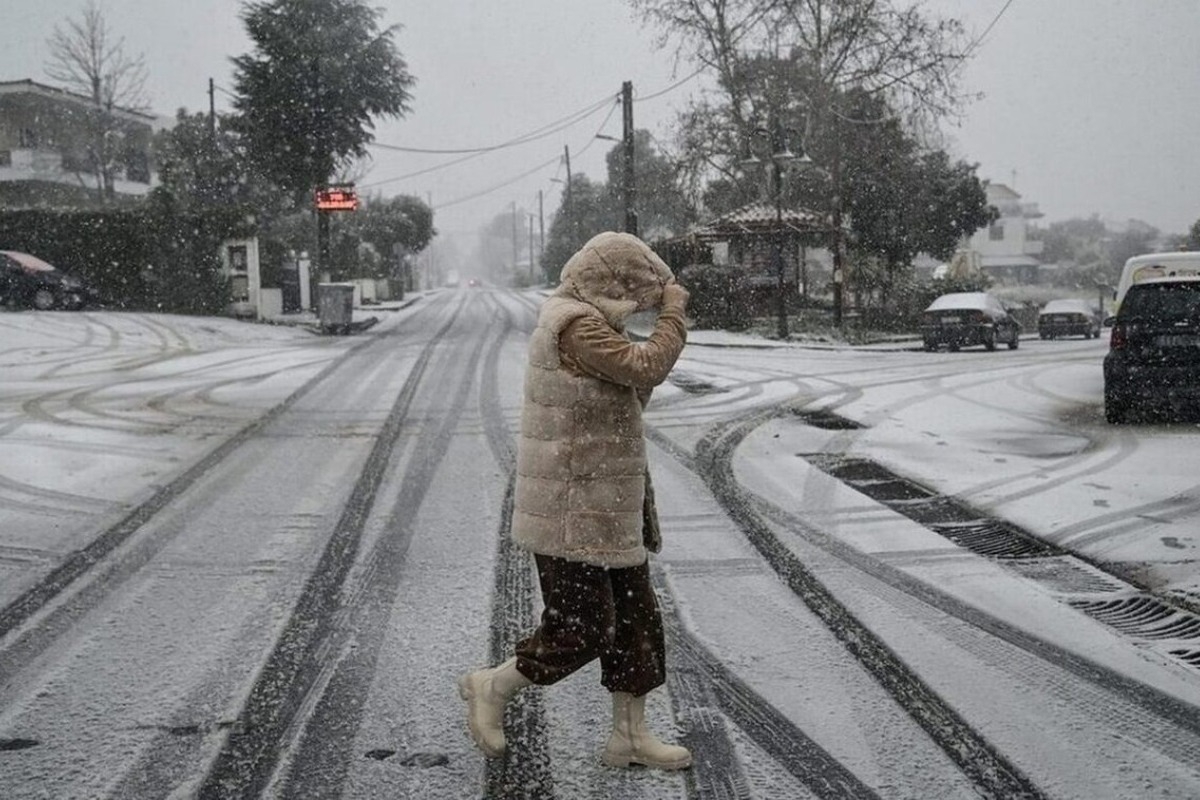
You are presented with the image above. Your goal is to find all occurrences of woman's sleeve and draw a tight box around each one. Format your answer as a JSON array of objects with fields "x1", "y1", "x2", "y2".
[{"x1": 562, "y1": 306, "x2": 687, "y2": 389}]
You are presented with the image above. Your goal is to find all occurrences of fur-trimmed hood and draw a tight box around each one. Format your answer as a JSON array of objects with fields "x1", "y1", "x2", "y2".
[{"x1": 553, "y1": 232, "x2": 674, "y2": 330}]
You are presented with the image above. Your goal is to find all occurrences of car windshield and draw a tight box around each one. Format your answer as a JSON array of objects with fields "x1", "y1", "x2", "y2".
[{"x1": 1121, "y1": 282, "x2": 1200, "y2": 324}]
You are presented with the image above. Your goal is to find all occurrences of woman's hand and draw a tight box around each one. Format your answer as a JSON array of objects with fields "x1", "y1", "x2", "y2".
[{"x1": 661, "y1": 282, "x2": 690, "y2": 310}]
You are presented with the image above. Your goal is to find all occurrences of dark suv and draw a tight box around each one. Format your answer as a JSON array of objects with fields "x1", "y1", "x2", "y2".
[{"x1": 1103, "y1": 276, "x2": 1200, "y2": 423}]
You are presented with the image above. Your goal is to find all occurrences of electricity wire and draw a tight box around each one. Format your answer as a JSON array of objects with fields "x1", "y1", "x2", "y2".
[
  {"x1": 965, "y1": 0, "x2": 1016, "y2": 58},
  {"x1": 433, "y1": 99, "x2": 620, "y2": 211},
  {"x1": 367, "y1": 92, "x2": 617, "y2": 155},
  {"x1": 359, "y1": 96, "x2": 618, "y2": 189},
  {"x1": 633, "y1": 65, "x2": 706, "y2": 103},
  {"x1": 211, "y1": 67, "x2": 693, "y2": 211}
]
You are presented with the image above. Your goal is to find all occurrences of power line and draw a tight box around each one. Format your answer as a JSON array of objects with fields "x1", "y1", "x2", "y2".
[
  {"x1": 432, "y1": 99, "x2": 621, "y2": 212},
  {"x1": 359, "y1": 96, "x2": 617, "y2": 189},
  {"x1": 965, "y1": 0, "x2": 1016, "y2": 58},
  {"x1": 367, "y1": 92, "x2": 617, "y2": 155},
  {"x1": 432, "y1": 155, "x2": 563, "y2": 211},
  {"x1": 633, "y1": 65, "x2": 706, "y2": 103},
  {"x1": 360, "y1": 148, "x2": 494, "y2": 189},
  {"x1": 367, "y1": 67, "x2": 695, "y2": 215}
]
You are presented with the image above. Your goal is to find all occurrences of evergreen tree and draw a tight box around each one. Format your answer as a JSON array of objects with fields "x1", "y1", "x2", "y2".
[{"x1": 230, "y1": 0, "x2": 415, "y2": 204}]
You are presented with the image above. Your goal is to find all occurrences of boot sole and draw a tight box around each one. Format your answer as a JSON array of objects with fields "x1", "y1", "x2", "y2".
[
  {"x1": 458, "y1": 673, "x2": 505, "y2": 759},
  {"x1": 602, "y1": 750, "x2": 693, "y2": 771}
]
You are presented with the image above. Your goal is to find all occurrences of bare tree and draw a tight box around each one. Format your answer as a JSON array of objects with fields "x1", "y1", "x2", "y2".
[
  {"x1": 628, "y1": 0, "x2": 970, "y2": 181},
  {"x1": 629, "y1": 0, "x2": 976, "y2": 323},
  {"x1": 45, "y1": 0, "x2": 150, "y2": 201}
]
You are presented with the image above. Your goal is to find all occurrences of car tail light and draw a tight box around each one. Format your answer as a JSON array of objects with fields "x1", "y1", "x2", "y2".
[{"x1": 1109, "y1": 323, "x2": 1127, "y2": 350}]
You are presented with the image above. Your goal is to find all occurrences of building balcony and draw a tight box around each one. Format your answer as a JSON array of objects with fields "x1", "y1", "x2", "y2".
[{"x1": 0, "y1": 147, "x2": 155, "y2": 197}]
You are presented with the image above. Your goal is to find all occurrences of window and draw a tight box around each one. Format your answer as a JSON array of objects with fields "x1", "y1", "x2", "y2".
[
  {"x1": 989, "y1": 222, "x2": 1005, "y2": 241},
  {"x1": 18, "y1": 128, "x2": 37, "y2": 148},
  {"x1": 125, "y1": 151, "x2": 150, "y2": 184},
  {"x1": 0, "y1": 150, "x2": 10, "y2": 167}
]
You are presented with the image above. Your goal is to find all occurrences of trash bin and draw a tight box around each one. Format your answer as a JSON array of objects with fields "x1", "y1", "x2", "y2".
[{"x1": 317, "y1": 283, "x2": 355, "y2": 334}]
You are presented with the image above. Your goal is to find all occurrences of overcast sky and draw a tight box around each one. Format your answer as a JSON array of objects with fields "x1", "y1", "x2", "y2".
[{"x1": 4, "y1": 1, "x2": 1200, "y2": 250}]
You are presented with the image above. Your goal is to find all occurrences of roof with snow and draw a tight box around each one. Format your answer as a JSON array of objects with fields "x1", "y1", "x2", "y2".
[{"x1": 687, "y1": 202, "x2": 830, "y2": 241}]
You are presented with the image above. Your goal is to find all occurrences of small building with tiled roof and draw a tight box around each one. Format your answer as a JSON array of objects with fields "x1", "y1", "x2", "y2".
[{"x1": 661, "y1": 200, "x2": 838, "y2": 301}]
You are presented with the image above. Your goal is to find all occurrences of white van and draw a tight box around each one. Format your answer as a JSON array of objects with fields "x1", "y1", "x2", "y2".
[{"x1": 1114, "y1": 251, "x2": 1200, "y2": 313}]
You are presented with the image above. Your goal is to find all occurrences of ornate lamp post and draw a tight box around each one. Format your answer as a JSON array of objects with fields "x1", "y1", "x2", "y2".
[{"x1": 743, "y1": 120, "x2": 811, "y2": 339}]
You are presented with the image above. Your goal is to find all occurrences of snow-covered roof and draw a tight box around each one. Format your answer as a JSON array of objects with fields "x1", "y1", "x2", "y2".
[
  {"x1": 0, "y1": 78, "x2": 157, "y2": 125},
  {"x1": 687, "y1": 202, "x2": 828, "y2": 241}
]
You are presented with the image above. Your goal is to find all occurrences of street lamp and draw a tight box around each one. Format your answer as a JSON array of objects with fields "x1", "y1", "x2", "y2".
[{"x1": 743, "y1": 121, "x2": 811, "y2": 339}]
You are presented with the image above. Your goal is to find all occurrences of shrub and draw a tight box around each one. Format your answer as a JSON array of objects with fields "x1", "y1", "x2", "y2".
[{"x1": 678, "y1": 263, "x2": 753, "y2": 330}]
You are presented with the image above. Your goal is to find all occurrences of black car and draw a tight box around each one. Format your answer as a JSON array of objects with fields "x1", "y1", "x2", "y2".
[
  {"x1": 921, "y1": 291, "x2": 1021, "y2": 351},
  {"x1": 1103, "y1": 276, "x2": 1200, "y2": 423},
  {"x1": 0, "y1": 250, "x2": 99, "y2": 310},
  {"x1": 1038, "y1": 298, "x2": 1102, "y2": 339}
]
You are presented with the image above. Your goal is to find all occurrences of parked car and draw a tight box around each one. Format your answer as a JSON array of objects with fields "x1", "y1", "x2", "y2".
[
  {"x1": 1113, "y1": 250, "x2": 1200, "y2": 316},
  {"x1": 1038, "y1": 298, "x2": 1102, "y2": 339},
  {"x1": 1103, "y1": 275, "x2": 1200, "y2": 423},
  {"x1": 921, "y1": 291, "x2": 1021, "y2": 351},
  {"x1": 0, "y1": 250, "x2": 99, "y2": 310}
]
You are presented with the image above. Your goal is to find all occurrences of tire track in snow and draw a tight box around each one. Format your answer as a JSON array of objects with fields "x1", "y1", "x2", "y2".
[
  {"x1": 477, "y1": 291, "x2": 552, "y2": 799},
  {"x1": 269, "y1": 294, "x2": 497, "y2": 798},
  {"x1": 679, "y1": 404, "x2": 1200, "y2": 793},
  {"x1": 190, "y1": 297, "x2": 468, "y2": 799},
  {"x1": 683, "y1": 411, "x2": 1051, "y2": 800}
]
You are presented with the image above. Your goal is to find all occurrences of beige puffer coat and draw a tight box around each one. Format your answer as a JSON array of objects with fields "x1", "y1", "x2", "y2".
[{"x1": 512, "y1": 232, "x2": 687, "y2": 568}]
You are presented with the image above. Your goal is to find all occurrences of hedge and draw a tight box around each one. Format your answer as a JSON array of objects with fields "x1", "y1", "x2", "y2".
[{"x1": 0, "y1": 204, "x2": 247, "y2": 314}]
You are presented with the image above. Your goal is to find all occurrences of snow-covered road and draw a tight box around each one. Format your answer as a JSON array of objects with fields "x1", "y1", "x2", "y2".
[{"x1": 1, "y1": 291, "x2": 1198, "y2": 799}]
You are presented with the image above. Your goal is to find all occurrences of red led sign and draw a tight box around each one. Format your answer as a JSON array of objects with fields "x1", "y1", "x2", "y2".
[{"x1": 315, "y1": 186, "x2": 359, "y2": 211}]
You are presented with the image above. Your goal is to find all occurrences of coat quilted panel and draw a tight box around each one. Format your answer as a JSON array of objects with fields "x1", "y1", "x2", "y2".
[{"x1": 511, "y1": 232, "x2": 686, "y2": 568}]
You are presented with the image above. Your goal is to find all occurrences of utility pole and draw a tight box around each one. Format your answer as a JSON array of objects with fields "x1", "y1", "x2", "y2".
[
  {"x1": 425, "y1": 191, "x2": 433, "y2": 289},
  {"x1": 563, "y1": 145, "x2": 574, "y2": 250},
  {"x1": 310, "y1": 59, "x2": 327, "y2": 308},
  {"x1": 208, "y1": 78, "x2": 216, "y2": 139},
  {"x1": 538, "y1": 189, "x2": 545, "y2": 264},
  {"x1": 831, "y1": 144, "x2": 844, "y2": 328},
  {"x1": 621, "y1": 81, "x2": 637, "y2": 236},
  {"x1": 528, "y1": 214, "x2": 535, "y2": 282},
  {"x1": 511, "y1": 201, "x2": 519, "y2": 275}
]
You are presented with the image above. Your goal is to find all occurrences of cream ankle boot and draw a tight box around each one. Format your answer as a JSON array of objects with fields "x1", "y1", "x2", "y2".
[
  {"x1": 602, "y1": 691, "x2": 692, "y2": 770},
  {"x1": 458, "y1": 657, "x2": 532, "y2": 758}
]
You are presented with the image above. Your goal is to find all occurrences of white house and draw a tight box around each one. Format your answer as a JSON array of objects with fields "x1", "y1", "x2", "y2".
[
  {"x1": 0, "y1": 78, "x2": 162, "y2": 206},
  {"x1": 967, "y1": 182, "x2": 1045, "y2": 284}
]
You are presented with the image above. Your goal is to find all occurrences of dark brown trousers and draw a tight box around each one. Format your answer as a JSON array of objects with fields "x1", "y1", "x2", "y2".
[{"x1": 515, "y1": 554, "x2": 666, "y2": 697}]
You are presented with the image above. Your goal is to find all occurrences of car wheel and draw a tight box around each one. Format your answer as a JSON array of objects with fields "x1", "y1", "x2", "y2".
[
  {"x1": 948, "y1": 341, "x2": 960, "y2": 352},
  {"x1": 1007, "y1": 333, "x2": 1019, "y2": 350},
  {"x1": 923, "y1": 339, "x2": 937, "y2": 352},
  {"x1": 983, "y1": 328, "x2": 997, "y2": 351},
  {"x1": 1105, "y1": 393, "x2": 1129, "y2": 424},
  {"x1": 33, "y1": 288, "x2": 57, "y2": 310}
]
